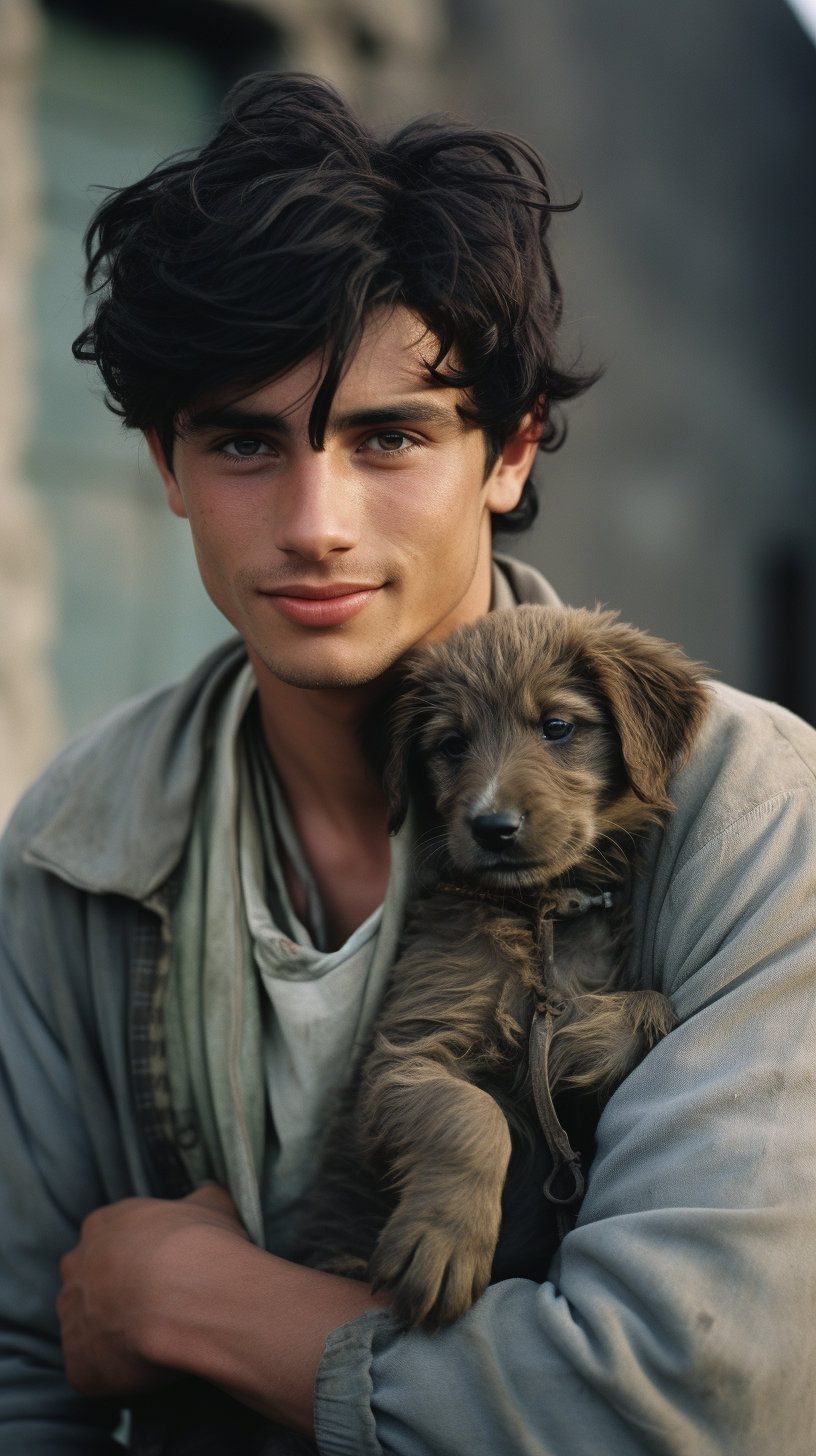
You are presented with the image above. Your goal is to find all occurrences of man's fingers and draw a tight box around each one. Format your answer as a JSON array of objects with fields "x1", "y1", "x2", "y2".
[
  {"x1": 54, "y1": 1190, "x2": 253, "y2": 1402},
  {"x1": 59, "y1": 1247, "x2": 79, "y2": 1282}
]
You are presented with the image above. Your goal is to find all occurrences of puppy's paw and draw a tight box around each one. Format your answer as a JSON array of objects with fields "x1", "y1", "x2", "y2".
[
  {"x1": 370, "y1": 1196, "x2": 500, "y2": 1332},
  {"x1": 628, "y1": 987, "x2": 678, "y2": 1046}
]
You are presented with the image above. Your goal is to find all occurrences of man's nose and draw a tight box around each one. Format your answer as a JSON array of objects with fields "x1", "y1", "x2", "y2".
[{"x1": 271, "y1": 450, "x2": 359, "y2": 561}]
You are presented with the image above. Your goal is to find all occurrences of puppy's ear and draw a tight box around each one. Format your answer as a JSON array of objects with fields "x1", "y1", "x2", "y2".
[
  {"x1": 360, "y1": 674, "x2": 429, "y2": 835},
  {"x1": 579, "y1": 616, "x2": 710, "y2": 811}
]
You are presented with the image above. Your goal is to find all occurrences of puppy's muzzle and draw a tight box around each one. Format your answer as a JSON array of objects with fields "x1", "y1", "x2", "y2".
[{"x1": 470, "y1": 811, "x2": 523, "y2": 853}]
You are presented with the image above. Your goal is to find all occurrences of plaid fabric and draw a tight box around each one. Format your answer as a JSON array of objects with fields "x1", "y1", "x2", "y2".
[{"x1": 129, "y1": 888, "x2": 192, "y2": 1199}]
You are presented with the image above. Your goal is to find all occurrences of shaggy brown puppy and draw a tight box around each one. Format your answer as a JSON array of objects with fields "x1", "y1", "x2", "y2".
[{"x1": 298, "y1": 606, "x2": 709, "y2": 1331}]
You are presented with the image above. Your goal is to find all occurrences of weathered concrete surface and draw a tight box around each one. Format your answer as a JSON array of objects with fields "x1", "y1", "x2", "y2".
[{"x1": 0, "y1": 0, "x2": 61, "y2": 829}]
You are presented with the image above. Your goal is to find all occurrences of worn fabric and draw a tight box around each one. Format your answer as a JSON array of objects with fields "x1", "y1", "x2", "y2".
[
  {"x1": 162, "y1": 661, "x2": 267, "y2": 1244},
  {"x1": 1, "y1": 553, "x2": 815, "y2": 1453},
  {"x1": 164, "y1": 662, "x2": 417, "y2": 1253}
]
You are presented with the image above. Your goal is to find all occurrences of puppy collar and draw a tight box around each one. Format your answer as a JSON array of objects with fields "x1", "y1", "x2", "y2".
[{"x1": 434, "y1": 880, "x2": 616, "y2": 921}]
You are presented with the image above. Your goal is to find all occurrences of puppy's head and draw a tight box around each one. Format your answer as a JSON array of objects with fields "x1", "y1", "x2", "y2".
[{"x1": 377, "y1": 605, "x2": 709, "y2": 889}]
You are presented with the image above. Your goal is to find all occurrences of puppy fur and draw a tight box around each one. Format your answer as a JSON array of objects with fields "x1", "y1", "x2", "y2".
[{"x1": 297, "y1": 606, "x2": 709, "y2": 1331}]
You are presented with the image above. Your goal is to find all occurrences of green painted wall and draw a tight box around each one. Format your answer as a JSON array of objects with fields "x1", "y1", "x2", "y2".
[{"x1": 27, "y1": 13, "x2": 233, "y2": 737}]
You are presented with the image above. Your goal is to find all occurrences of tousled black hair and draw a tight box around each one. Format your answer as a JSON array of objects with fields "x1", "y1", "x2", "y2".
[{"x1": 74, "y1": 72, "x2": 598, "y2": 533}]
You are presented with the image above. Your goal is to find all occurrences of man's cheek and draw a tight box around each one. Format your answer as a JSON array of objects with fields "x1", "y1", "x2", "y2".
[{"x1": 393, "y1": 498, "x2": 477, "y2": 565}]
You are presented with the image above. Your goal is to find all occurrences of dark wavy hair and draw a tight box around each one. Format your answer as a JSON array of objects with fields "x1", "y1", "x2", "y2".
[{"x1": 74, "y1": 72, "x2": 598, "y2": 533}]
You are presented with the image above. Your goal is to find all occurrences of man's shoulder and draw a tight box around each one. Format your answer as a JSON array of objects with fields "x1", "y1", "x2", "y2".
[
  {"x1": 666, "y1": 678, "x2": 816, "y2": 869},
  {"x1": 492, "y1": 552, "x2": 562, "y2": 608},
  {"x1": 632, "y1": 679, "x2": 816, "y2": 1009},
  {"x1": 2, "y1": 636, "x2": 247, "y2": 901}
]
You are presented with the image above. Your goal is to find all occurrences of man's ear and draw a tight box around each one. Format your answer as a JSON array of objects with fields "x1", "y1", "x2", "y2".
[
  {"x1": 484, "y1": 408, "x2": 544, "y2": 518},
  {"x1": 145, "y1": 427, "x2": 187, "y2": 519},
  {"x1": 578, "y1": 615, "x2": 710, "y2": 811}
]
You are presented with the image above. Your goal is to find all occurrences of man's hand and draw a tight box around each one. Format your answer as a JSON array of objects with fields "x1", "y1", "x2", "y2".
[
  {"x1": 56, "y1": 1184, "x2": 389, "y2": 1438},
  {"x1": 57, "y1": 1185, "x2": 250, "y2": 1400}
]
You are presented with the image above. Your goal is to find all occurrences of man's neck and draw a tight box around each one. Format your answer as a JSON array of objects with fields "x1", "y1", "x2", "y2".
[
  {"x1": 244, "y1": 536, "x2": 496, "y2": 947},
  {"x1": 246, "y1": 650, "x2": 393, "y2": 948}
]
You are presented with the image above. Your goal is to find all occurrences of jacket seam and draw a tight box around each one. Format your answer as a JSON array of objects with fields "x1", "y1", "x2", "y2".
[
  {"x1": 764, "y1": 710, "x2": 816, "y2": 788},
  {"x1": 672, "y1": 786, "x2": 805, "y2": 886}
]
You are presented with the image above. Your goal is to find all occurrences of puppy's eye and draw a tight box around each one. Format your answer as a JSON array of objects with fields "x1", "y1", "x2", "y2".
[
  {"x1": 438, "y1": 734, "x2": 470, "y2": 761},
  {"x1": 541, "y1": 719, "x2": 574, "y2": 742}
]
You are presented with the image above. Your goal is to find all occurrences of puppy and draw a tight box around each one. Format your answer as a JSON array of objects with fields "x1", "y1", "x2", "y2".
[{"x1": 298, "y1": 606, "x2": 709, "y2": 1331}]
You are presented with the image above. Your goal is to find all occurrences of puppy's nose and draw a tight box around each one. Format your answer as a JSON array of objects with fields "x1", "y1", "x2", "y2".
[{"x1": 470, "y1": 811, "x2": 522, "y2": 852}]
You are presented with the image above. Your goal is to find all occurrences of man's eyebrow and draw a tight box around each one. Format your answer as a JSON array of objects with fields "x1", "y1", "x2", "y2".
[
  {"x1": 183, "y1": 406, "x2": 293, "y2": 436},
  {"x1": 182, "y1": 399, "x2": 456, "y2": 439},
  {"x1": 329, "y1": 402, "x2": 455, "y2": 432}
]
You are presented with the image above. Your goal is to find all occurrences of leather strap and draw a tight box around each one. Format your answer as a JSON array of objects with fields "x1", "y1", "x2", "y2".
[
  {"x1": 529, "y1": 919, "x2": 586, "y2": 1241},
  {"x1": 434, "y1": 881, "x2": 602, "y2": 1241}
]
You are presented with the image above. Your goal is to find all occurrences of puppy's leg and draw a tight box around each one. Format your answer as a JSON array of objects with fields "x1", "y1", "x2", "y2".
[
  {"x1": 343, "y1": 895, "x2": 532, "y2": 1328},
  {"x1": 361, "y1": 1060, "x2": 512, "y2": 1331},
  {"x1": 548, "y1": 987, "x2": 677, "y2": 1097}
]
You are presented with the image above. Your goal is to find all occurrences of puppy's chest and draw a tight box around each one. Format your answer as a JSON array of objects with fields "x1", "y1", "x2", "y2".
[
  {"x1": 486, "y1": 902, "x2": 626, "y2": 1001},
  {"x1": 550, "y1": 910, "x2": 628, "y2": 997},
  {"x1": 394, "y1": 892, "x2": 627, "y2": 1060},
  {"x1": 495, "y1": 902, "x2": 626, "y2": 1032}
]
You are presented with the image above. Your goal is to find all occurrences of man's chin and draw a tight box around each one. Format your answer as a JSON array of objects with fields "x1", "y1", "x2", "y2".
[{"x1": 250, "y1": 640, "x2": 405, "y2": 692}]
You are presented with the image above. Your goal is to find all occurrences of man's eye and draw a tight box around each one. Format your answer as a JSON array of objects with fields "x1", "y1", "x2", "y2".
[
  {"x1": 439, "y1": 733, "x2": 470, "y2": 760},
  {"x1": 366, "y1": 432, "x2": 410, "y2": 453},
  {"x1": 222, "y1": 437, "x2": 272, "y2": 457},
  {"x1": 541, "y1": 719, "x2": 574, "y2": 742}
]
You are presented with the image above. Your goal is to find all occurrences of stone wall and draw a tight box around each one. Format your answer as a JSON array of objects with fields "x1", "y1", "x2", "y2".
[
  {"x1": 0, "y1": 0, "x2": 61, "y2": 829},
  {"x1": 240, "y1": 0, "x2": 447, "y2": 125}
]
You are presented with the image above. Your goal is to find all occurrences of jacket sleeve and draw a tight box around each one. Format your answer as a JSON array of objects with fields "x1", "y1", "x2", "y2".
[
  {"x1": 0, "y1": 830, "x2": 148, "y2": 1451},
  {"x1": 313, "y1": 783, "x2": 816, "y2": 1456}
]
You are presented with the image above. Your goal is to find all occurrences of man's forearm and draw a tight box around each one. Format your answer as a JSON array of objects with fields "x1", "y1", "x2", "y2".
[
  {"x1": 57, "y1": 1188, "x2": 388, "y2": 1440},
  {"x1": 142, "y1": 1233, "x2": 387, "y2": 1437}
]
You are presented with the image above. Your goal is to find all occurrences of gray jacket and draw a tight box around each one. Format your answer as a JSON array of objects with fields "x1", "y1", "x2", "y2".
[{"x1": 2, "y1": 577, "x2": 816, "y2": 1452}]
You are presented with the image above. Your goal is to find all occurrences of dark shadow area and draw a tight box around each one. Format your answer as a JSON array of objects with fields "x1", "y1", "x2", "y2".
[{"x1": 762, "y1": 543, "x2": 813, "y2": 721}]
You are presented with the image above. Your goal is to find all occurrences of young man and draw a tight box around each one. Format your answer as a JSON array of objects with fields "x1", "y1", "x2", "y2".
[{"x1": 1, "y1": 72, "x2": 816, "y2": 1456}]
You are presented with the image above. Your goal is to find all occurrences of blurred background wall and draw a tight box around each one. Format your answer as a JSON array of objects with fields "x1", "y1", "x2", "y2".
[{"x1": 0, "y1": 0, "x2": 814, "y2": 823}]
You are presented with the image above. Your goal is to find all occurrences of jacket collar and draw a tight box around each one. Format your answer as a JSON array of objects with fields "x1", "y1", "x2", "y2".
[{"x1": 23, "y1": 637, "x2": 248, "y2": 900}]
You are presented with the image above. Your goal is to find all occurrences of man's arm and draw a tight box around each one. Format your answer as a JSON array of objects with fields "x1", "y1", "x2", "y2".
[{"x1": 57, "y1": 1185, "x2": 388, "y2": 1441}]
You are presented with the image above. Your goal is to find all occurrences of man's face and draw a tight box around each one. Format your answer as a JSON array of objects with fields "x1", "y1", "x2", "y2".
[{"x1": 149, "y1": 307, "x2": 535, "y2": 690}]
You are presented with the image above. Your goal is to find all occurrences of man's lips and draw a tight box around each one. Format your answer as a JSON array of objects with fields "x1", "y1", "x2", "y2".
[{"x1": 261, "y1": 583, "x2": 383, "y2": 628}]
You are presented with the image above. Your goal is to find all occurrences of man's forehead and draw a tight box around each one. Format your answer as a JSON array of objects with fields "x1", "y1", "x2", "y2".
[{"x1": 185, "y1": 306, "x2": 467, "y2": 435}]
